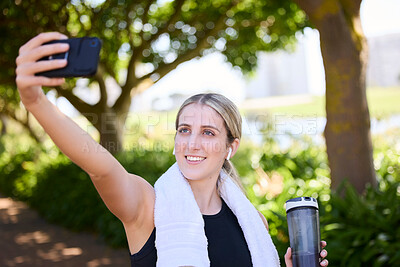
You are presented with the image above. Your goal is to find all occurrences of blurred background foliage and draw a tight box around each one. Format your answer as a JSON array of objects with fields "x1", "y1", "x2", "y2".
[
  {"x1": 0, "y1": 0, "x2": 308, "y2": 154},
  {"x1": 1, "y1": 121, "x2": 399, "y2": 265}
]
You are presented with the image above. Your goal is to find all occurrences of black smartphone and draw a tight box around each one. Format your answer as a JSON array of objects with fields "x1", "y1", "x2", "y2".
[{"x1": 36, "y1": 37, "x2": 102, "y2": 78}]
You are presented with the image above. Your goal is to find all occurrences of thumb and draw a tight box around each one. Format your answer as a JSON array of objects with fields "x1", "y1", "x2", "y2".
[{"x1": 284, "y1": 247, "x2": 293, "y2": 267}]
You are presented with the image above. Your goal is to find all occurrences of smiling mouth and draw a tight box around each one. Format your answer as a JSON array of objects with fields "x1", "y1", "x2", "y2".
[{"x1": 185, "y1": 156, "x2": 206, "y2": 162}]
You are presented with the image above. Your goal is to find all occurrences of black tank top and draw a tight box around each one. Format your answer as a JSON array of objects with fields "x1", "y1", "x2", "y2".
[{"x1": 130, "y1": 198, "x2": 253, "y2": 267}]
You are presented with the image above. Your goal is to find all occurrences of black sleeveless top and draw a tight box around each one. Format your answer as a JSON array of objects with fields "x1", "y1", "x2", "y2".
[{"x1": 130, "y1": 199, "x2": 253, "y2": 267}]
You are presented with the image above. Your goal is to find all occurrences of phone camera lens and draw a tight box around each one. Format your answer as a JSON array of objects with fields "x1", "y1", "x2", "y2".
[{"x1": 90, "y1": 40, "x2": 98, "y2": 47}]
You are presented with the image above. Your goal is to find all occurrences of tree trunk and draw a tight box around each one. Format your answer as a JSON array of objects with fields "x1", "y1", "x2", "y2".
[
  {"x1": 294, "y1": 0, "x2": 377, "y2": 193},
  {"x1": 91, "y1": 107, "x2": 127, "y2": 155},
  {"x1": 98, "y1": 114, "x2": 123, "y2": 155}
]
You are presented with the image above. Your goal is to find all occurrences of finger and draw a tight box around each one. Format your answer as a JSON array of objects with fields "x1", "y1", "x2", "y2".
[
  {"x1": 320, "y1": 240, "x2": 327, "y2": 248},
  {"x1": 17, "y1": 43, "x2": 70, "y2": 65},
  {"x1": 19, "y1": 32, "x2": 68, "y2": 55},
  {"x1": 17, "y1": 75, "x2": 65, "y2": 89},
  {"x1": 320, "y1": 259, "x2": 328, "y2": 266},
  {"x1": 284, "y1": 247, "x2": 293, "y2": 267},
  {"x1": 320, "y1": 249, "x2": 328, "y2": 258},
  {"x1": 17, "y1": 59, "x2": 67, "y2": 76}
]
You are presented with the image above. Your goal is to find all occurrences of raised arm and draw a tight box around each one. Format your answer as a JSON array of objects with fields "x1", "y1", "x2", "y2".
[{"x1": 15, "y1": 32, "x2": 154, "y2": 224}]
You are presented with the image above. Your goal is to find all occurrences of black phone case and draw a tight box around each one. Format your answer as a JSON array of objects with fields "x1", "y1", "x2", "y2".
[{"x1": 36, "y1": 37, "x2": 102, "y2": 78}]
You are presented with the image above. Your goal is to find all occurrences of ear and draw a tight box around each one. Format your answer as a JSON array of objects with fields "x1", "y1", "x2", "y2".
[{"x1": 227, "y1": 138, "x2": 240, "y2": 160}]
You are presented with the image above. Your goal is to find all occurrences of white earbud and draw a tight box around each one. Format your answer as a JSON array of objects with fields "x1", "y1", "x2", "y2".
[
  {"x1": 172, "y1": 147, "x2": 175, "y2": 155},
  {"x1": 226, "y1": 147, "x2": 232, "y2": 161}
]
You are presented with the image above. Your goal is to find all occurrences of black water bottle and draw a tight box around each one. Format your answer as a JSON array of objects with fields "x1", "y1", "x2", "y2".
[{"x1": 286, "y1": 197, "x2": 321, "y2": 267}]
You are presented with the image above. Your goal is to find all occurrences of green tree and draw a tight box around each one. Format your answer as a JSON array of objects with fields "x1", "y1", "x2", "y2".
[
  {"x1": 0, "y1": 79, "x2": 42, "y2": 141},
  {"x1": 1, "y1": 0, "x2": 377, "y2": 193},
  {"x1": 293, "y1": 0, "x2": 376, "y2": 193},
  {"x1": 1, "y1": 0, "x2": 306, "y2": 154}
]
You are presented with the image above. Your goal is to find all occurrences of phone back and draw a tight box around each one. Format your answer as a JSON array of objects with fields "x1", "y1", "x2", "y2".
[{"x1": 36, "y1": 37, "x2": 102, "y2": 78}]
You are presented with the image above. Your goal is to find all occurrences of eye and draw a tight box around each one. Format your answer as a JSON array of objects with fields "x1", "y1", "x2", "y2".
[
  {"x1": 203, "y1": 129, "x2": 215, "y2": 136},
  {"x1": 178, "y1": 127, "x2": 190, "y2": 134}
]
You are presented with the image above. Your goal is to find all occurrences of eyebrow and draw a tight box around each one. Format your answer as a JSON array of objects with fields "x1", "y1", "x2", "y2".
[{"x1": 177, "y1": 123, "x2": 221, "y2": 133}]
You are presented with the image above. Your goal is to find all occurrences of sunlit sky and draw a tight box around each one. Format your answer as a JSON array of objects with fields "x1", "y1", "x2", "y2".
[
  {"x1": 361, "y1": 0, "x2": 400, "y2": 37},
  {"x1": 54, "y1": 0, "x2": 400, "y2": 115}
]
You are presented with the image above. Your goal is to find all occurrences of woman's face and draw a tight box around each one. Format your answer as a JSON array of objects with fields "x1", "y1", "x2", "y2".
[{"x1": 175, "y1": 103, "x2": 230, "y2": 181}]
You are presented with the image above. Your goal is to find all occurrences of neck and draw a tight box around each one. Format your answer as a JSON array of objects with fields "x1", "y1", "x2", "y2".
[{"x1": 187, "y1": 176, "x2": 222, "y2": 215}]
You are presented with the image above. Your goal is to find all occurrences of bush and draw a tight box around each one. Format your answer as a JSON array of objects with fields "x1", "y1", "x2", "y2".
[
  {"x1": 237, "y1": 137, "x2": 331, "y2": 263},
  {"x1": 0, "y1": 146, "x2": 37, "y2": 199},
  {"x1": 320, "y1": 179, "x2": 400, "y2": 266},
  {"x1": 238, "y1": 134, "x2": 400, "y2": 266},
  {"x1": 318, "y1": 132, "x2": 400, "y2": 266},
  {"x1": 0, "y1": 133, "x2": 176, "y2": 248},
  {"x1": 0, "y1": 134, "x2": 43, "y2": 200}
]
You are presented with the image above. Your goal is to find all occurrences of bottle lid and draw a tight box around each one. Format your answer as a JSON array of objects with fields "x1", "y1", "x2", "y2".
[{"x1": 285, "y1": 197, "x2": 318, "y2": 212}]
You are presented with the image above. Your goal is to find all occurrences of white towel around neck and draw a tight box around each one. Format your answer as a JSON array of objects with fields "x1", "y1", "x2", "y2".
[{"x1": 154, "y1": 163, "x2": 280, "y2": 267}]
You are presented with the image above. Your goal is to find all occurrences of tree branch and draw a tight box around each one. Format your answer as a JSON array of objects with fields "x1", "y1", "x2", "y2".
[
  {"x1": 102, "y1": 61, "x2": 117, "y2": 82},
  {"x1": 124, "y1": 0, "x2": 185, "y2": 91},
  {"x1": 139, "y1": 13, "x2": 227, "y2": 83},
  {"x1": 94, "y1": 64, "x2": 108, "y2": 109},
  {"x1": 116, "y1": 0, "x2": 185, "y2": 113},
  {"x1": 117, "y1": 0, "x2": 235, "y2": 112},
  {"x1": 53, "y1": 87, "x2": 96, "y2": 115},
  {"x1": 0, "y1": 108, "x2": 41, "y2": 143},
  {"x1": 140, "y1": 0, "x2": 154, "y2": 27}
]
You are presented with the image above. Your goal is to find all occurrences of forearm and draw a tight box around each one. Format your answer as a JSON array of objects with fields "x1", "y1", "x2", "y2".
[
  {"x1": 14, "y1": 32, "x2": 148, "y2": 224},
  {"x1": 26, "y1": 93, "x2": 121, "y2": 177}
]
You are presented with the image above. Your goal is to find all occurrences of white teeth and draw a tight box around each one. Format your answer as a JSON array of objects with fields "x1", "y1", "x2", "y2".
[{"x1": 186, "y1": 156, "x2": 205, "y2": 162}]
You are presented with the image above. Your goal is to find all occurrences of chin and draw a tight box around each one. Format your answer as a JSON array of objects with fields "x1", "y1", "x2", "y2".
[
  {"x1": 176, "y1": 156, "x2": 222, "y2": 182},
  {"x1": 180, "y1": 168, "x2": 205, "y2": 181}
]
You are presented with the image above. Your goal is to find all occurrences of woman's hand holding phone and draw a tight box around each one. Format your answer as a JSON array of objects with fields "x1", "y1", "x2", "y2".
[
  {"x1": 14, "y1": 31, "x2": 122, "y2": 188},
  {"x1": 16, "y1": 32, "x2": 101, "y2": 109},
  {"x1": 15, "y1": 32, "x2": 69, "y2": 108}
]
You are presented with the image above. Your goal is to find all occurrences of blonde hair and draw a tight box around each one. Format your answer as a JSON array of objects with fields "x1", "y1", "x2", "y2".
[{"x1": 175, "y1": 93, "x2": 245, "y2": 194}]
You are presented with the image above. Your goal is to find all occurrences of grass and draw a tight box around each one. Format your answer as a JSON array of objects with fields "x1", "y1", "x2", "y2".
[
  {"x1": 366, "y1": 87, "x2": 400, "y2": 118},
  {"x1": 242, "y1": 87, "x2": 400, "y2": 118},
  {"x1": 267, "y1": 95, "x2": 325, "y2": 117}
]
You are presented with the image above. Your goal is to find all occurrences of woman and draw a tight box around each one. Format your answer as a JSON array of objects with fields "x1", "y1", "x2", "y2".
[{"x1": 15, "y1": 32, "x2": 328, "y2": 266}]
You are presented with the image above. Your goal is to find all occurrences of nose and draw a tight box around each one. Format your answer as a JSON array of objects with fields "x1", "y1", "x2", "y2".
[{"x1": 188, "y1": 132, "x2": 201, "y2": 151}]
